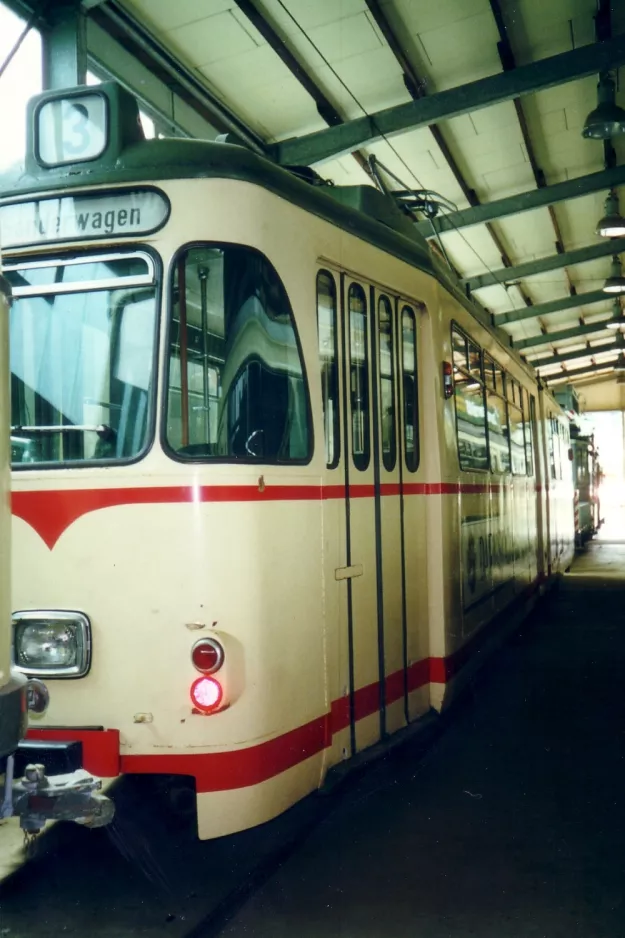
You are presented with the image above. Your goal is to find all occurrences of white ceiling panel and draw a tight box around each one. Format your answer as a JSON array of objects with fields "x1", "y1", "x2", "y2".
[
  {"x1": 113, "y1": 0, "x2": 624, "y2": 385},
  {"x1": 126, "y1": 0, "x2": 233, "y2": 33}
]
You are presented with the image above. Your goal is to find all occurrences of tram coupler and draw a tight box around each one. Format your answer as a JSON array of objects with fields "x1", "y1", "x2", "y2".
[
  {"x1": 0, "y1": 677, "x2": 114, "y2": 833},
  {"x1": 1, "y1": 758, "x2": 114, "y2": 833}
]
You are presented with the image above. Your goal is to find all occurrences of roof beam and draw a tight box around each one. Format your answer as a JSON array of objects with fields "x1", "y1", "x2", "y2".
[
  {"x1": 87, "y1": 1, "x2": 267, "y2": 153},
  {"x1": 545, "y1": 361, "x2": 620, "y2": 383},
  {"x1": 465, "y1": 237, "x2": 625, "y2": 291},
  {"x1": 487, "y1": 0, "x2": 575, "y2": 296},
  {"x1": 416, "y1": 164, "x2": 625, "y2": 235},
  {"x1": 273, "y1": 35, "x2": 625, "y2": 166},
  {"x1": 515, "y1": 318, "x2": 619, "y2": 351},
  {"x1": 364, "y1": 0, "x2": 532, "y2": 306},
  {"x1": 232, "y1": 0, "x2": 343, "y2": 127},
  {"x1": 495, "y1": 289, "x2": 608, "y2": 325},
  {"x1": 231, "y1": 0, "x2": 371, "y2": 176},
  {"x1": 533, "y1": 335, "x2": 625, "y2": 369}
]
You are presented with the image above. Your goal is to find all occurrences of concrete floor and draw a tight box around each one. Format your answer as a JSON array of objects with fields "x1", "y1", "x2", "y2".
[{"x1": 222, "y1": 544, "x2": 625, "y2": 938}]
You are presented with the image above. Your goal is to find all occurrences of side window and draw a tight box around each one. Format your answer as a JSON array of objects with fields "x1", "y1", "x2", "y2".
[
  {"x1": 401, "y1": 306, "x2": 419, "y2": 472},
  {"x1": 378, "y1": 295, "x2": 396, "y2": 472},
  {"x1": 484, "y1": 354, "x2": 510, "y2": 474},
  {"x1": 452, "y1": 325, "x2": 488, "y2": 472},
  {"x1": 166, "y1": 245, "x2": 310, "y2": 462},
  {"x1": 509, "y1": 396, "x2": 526, "y2": 475},
  {"x1": 317, "y1": 271, "x2": 340, "y2": 469},
  {"x1": 349, "y1": 283, "x2": 370, "y2": 471},
  {"x1": 525, "y1": 391, "x2": 535, "y2": 476},
  {"x1": 548, "y1": 416, "x2": 559, "y2": 480}
]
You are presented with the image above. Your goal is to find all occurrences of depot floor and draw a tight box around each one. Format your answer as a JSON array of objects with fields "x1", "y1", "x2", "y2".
[
  {"x1": 222, "y1": 535, "x2": 625, "y2": 938},
  {"x1": 1, "y1": 532, "x2": 624, "y2": 938}
]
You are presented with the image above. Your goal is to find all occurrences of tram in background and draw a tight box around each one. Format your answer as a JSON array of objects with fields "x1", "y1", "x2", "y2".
[
  {"x1": 571, "y1": 427, "x2": 602, "y2": 547},
  {"x1": 554, "y1": 387, "x2": 603, "y2": 549},
  {"x1": 0, "y1": 82, "x2": 574, "y2": 840}
]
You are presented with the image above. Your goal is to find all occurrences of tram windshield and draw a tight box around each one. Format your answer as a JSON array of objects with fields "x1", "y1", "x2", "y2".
[
  {"x1": 166, "y1": 244, "x2": 310, "y2": 463},
  {"x1": 6, "y1": 250, "x2": 157, "y2": 466}
]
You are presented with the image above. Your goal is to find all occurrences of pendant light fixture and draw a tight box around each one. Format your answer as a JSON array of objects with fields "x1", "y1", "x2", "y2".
[
  {"x1": 605, "y1": 299, "x2": 625, "y2": 329},
  {"x1": 603, "y1": 256, "x2": 625, "y2": 294},
  {"x1": 582, "y1": 75, "x2": 625, "y2": 139},
  {"x1": 596, "y1": 190, "x2": 625, "y2": 237}
]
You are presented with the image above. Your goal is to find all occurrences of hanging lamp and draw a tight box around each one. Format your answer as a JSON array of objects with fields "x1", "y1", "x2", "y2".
[
  {"x1": 596, "y1": 190, "x2": 625, "y2": 237},
  {"x1": 602, "y1": 256, "x2": 625, "y2": 294},
  {"x1": 605, "y1": 299, "x2": 625, "y2": 328},
  {"x1": 582, "y1": 75, "x2": 625, "y2": 139}
]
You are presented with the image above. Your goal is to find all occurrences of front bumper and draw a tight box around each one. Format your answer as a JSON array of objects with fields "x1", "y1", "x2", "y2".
[{"x1": 26, "y1": 727, "x2": 121, "y2": 778}]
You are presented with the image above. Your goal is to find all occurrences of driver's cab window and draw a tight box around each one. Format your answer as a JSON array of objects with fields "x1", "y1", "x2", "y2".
[{"x1": 166, "y1": 244, "x2": 310, "y2": 463}]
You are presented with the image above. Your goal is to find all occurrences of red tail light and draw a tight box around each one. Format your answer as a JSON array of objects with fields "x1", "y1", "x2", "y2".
[
  {"x1": 190, "y1": 675, "x2": 223, "y2": 713},
  {"x1": 191, "y1": 637, "x2": 224, "y2": 674}
]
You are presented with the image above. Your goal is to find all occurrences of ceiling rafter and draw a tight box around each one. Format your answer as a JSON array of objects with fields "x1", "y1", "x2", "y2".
[
  {"x1": 416, "y1": 164, "x2": 625, "y2": 235},
  {"x1": 496, "y1": 288, "x2": 608, "y2": 325},
  {"x1": 85, "y1": 1, "x2": 267, "y2": 152},
  {"x1": 363, "y1": 0, "x2": 533, "y2": 306},
  {"x1": 487, "y1": 0, "x2": 577, "y2": 301},
  {"x1": 515, "y1": 318, "x2": 620, "y2": 351},
  {"x1": 464, "y1": 237, "x2": 625, "y2": 291},
  {"x1": 231, "y1": 0, "x2": 371, "y2": 177},
  {"x1": 545, "y1": 360, "x2": 621, "y2": 383},
  {"x1": 273, "y1": 35, "x2": 625, "y2": 166},
  {"x1": 533, "y1": 334, "x2": 625, "y2": 369}
]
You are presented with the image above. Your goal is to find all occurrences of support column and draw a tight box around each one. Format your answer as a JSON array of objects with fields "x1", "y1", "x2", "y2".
[{"x1": 41, "y1": 0, "x2": 87, "y2": 90}]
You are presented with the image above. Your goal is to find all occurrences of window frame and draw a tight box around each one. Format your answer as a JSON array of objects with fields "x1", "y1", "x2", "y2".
[
  {"x1": 348, "y1": 281, "x2": 371, "y2": 472},
  {"x1": 451, "y1": 322, "x2": 489, "y2": 474},
  {"x1": 378, "y1": 293, "x2": 397, "y2": 473},
  {"x1": 316, "y1": 268, "x2": 340, "y2": 470},
  {"x1": 524, "y1": 390, "x2": 535, "y2": 477},
  {"x1": 161, "y1": 241, "x2": 314, "y2": 466},
  {"x1": 483, "y1": 352, "x2": 511, "y2": 475},
  {"x1": 508, "y1": 396, "x2": 527, "y2": 477},
  {"x1": 9, "y1": 243, "x2": 162, "y2": 472},
  {"x1": 401, "y1": 303, "x2": 420, "y2": 473}
]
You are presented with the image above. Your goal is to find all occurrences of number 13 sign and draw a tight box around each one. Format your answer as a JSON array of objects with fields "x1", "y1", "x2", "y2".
[{"x1": 37, "y1": 92, "x2": 107, "y2": 166}]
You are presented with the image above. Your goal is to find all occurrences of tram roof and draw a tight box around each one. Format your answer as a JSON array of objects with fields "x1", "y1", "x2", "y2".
[
  {"x1": 0, "y1": 125, "x2": 537, "y2": 376},
  {"x1": 3, "y1": 0, "x2": 625, "y2": 404}
]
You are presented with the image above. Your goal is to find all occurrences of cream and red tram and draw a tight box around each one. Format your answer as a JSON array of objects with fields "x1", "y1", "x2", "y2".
[{"x1": 0, "y1": 83, "x2": 574, "y2": 838}]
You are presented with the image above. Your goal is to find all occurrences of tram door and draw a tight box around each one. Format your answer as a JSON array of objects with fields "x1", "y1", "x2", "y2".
[
  {"x1": 375, "y1": 291, "x2": 406, "y2": 737},
  {"x1": 341, "y1": 278, "x2": 407, "y2": 752}
]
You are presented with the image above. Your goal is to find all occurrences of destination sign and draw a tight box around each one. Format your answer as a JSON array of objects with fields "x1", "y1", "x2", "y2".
[{"x1": 0, "y1": 189, "x2": 170, "y2": 248}]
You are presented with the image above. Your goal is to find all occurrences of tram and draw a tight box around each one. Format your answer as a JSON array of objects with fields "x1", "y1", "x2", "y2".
[
  {"x1": 571, "y1": 428, "x2": 602, "y2": 547},
  {"x1": 0, "y1": 82, "x2": 574, "y2": 839}
]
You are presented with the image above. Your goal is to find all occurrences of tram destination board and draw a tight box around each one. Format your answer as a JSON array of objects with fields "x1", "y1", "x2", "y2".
[{"x1": 0, "y1": 189, "x2": 170, "y2": 247}]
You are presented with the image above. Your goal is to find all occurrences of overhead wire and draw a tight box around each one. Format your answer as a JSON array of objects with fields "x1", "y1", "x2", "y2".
[
  {"x1": 273, "y1": 0, "x2": 522, "y2": 320},
  {"x1": 274, "y1": 0, "x2": 425, "y2": 190},
  {"x1": 0, "y1": 1, "x2": 47, "y2": 83}
]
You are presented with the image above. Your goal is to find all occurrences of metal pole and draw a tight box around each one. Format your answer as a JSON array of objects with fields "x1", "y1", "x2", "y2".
[
  {"x1": 41, "y1": 0, "x2": 86, "y2": 89},
  {"x1": 178, "y1": 259, "x2": 189, "y2": 448},
  {"x1": 198, "y1": 267, "x2": 210, "y2": 444}
]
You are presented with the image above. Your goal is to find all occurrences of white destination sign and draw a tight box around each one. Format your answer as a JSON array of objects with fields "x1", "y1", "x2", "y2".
[{"x1": 0, "y1": 190, "x2": 169, "y2": 247}]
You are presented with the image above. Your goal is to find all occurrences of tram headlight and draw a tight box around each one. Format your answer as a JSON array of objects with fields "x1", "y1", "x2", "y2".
[{"x1": 12, "y1": 611, "x2": 91, "y2": 678}]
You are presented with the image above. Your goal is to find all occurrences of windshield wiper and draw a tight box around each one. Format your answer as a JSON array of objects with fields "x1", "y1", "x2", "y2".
[{"x1": 11, "y1": 424, "x2": 116, "y2": 441}]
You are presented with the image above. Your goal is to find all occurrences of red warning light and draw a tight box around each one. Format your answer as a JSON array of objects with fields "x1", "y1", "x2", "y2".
[{"x1": 190, "y1": 676, "x2": 223, "y2": 713}]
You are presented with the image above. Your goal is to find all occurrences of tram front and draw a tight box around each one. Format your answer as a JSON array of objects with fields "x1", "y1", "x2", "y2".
[{"x1": 1, "y1": 80, "x2": 326, "y2": 839}]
